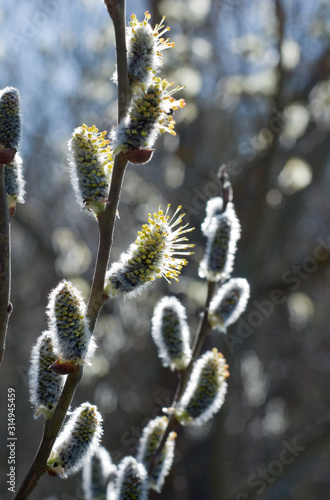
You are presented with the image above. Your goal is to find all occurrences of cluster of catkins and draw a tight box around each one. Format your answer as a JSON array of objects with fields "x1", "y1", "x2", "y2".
[
  {"x1": 29, "y1": 280, "x2": 102, "y2": 477},
  {"x1": 3, "y1": 10, "x2": 251, "y2": 499},
  {"x1": 23, "y1": 11, "x2": 190, "y2": 493},
  {"x1": 26, "y1": 187, "x2": 250, "y2": 496},
  {"x1": 69, "y1": 11, "x2": 185, "y2": 218},
  {"x1": 79, "y1": 184, "x2": 250, "y2": 499}
]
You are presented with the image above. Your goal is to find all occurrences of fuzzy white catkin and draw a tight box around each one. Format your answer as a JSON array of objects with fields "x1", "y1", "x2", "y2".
[
  {"x1": 29, "y1": 331, "x2": 66, "y2": 419},
  {"x1": 47, "y1": 280, "x2": 95, "y2": 364},
  {"x1": 83, "y1": 446, "x2": 116, "y2": 500},
  {"x1": 199, "y1": 201, "x2": 241, "y2": 282},
  {"x1": 151, "y1": 296, "x2": 192, "y2": 370},
  {"x1": 208, "y1": 278, "x2": 250, "y2": 332},
  {"x1": 0, "y1": 86, "x2": 21, "y2": 149},
  {"x1": 201, "y1": 196, "x2": 224, "y2": 236},
  {"x1": 69, "y1": 124, "x2": 113, "y2": 216},
  {"x1": 126, "y1": 12, "x2": 173, "y2": 87},
  {"x1": 113, "y1": 456, "x2": 147, "y2": 500},
  {"x1": 137, "y1": 416, "x2": 176, "y2": 493},
  {"x1": 5, "y1": 152, "x2": 25, "y2": 209},
  {"x1": 47, "y1": 402, "x2": 103, "y2": 478},
  {"x1": 175, "y1": 349, "x2": 229, "y2": 426},
  {"x1": 112, "y1": 78, "x2": 185, "y2": 155}
]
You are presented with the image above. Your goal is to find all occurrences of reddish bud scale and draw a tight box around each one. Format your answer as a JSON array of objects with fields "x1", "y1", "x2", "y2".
[
  {"x1": 50, "y1": 358, "x2": 80, "y2": 375},
  {"x1": 0, "y1": 148, "x2": 16, "y2": 164},
  {"x1": 125, "y1": 148, "x2": 154, "y2": 164}
]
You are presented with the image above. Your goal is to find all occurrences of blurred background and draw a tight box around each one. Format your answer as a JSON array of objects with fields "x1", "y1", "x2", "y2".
[{"x1": 0, "y1": 0, "x2": 330, "y2": 498}]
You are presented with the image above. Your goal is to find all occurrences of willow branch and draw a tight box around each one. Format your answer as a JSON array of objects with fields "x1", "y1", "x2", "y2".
[
  {"x1": 0, "y1": 163, "x2": 11, "y2": 365},
  {"x1": 104, "y1": 0, "x2": 130, "y2": 121},
  {"x1": 87, "y1": 154, "x2": 128, "y2": 329},
  {"x1": 15, "y1": 2, "x2": 130, "y2": 497},
  {"x1": 88, "y1": 0, "x2": 129, "y2": 328}
]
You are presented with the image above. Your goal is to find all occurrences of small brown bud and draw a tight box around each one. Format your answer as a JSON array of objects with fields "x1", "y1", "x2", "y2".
[
  {"x1": 49, "y1": 358, "x2": 79, "y2": 375},
  {"x1": 0, "y1": 148, "x2": 16, "y2": 165},
  {"x1": 125, "y1": 148, "x2": 154, "y2": 164}
]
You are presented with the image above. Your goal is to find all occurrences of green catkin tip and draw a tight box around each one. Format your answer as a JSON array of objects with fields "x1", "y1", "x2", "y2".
[
  {"x1": 47, "y1": 402, "x2": 103, "y2": 478},
  {"x1": 29, "y1": 331, "x2": 66, "y2": 420},
  {"x1": 0, "y1": 87, "x2": 21, "y2": 150}
]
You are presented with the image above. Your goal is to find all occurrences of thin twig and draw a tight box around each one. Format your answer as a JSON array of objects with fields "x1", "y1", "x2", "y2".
[
  {"x1": 15, "y1": 1, "x2": 130, "y2": 497},
  {"x1": 176, "y1": 280, "x2": 217, "y2": 401},
  {"x1": 0, "y1": 163, "x2": 11, "y2": 365}
]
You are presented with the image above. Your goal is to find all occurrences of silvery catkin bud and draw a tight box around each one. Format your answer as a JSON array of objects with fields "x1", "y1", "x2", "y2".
[
  {"x1": 105, "y1": 205, "x2": 194, "y2": 299},
  {"x1": 5, "y1": 152, "x2": 25, "y2": 214},
  {"x1": 151, "y1": 296, "x2": 192, "y2": 370},
  {"x1": 208, "y1": 278, "x2": 250, "y2": 332},
  {"x1": 199, "y1": 201, "x2": 241, "y2": 282},
  {"x1": 0, "y1": 86, "x2": 21, "y2": 150},
  {"x1": 201, "y1": 196, "x2": 224, "y2": 236},
  {"x1": 114, "y1": 456, "x2": 147, "y2": 500},
  {"x1": 69, "y1": 124, "x2": 113, "y2": 216},
  {"x1": 82, "y1": 446, "x2": 117, "y2": 500},
  {"x1": 113, "y1": 78, "x2": 185, "y2": 161},
  {"x1": 175, "y1": 349, "x2": 229, "y2": 426},
  {"x1": 47, "y1": 402, "x2": 103, "y2": 478},
  {"x1": 137, "y1": 416, "x2": 176, "y2": 493},
  {"x1": 47, "y1": 280, "x2": 95, "y2": 369},
  {"x1": 127, "y1": 12, "x2": 174, "y2": 88},
  {"x1": 29, "y1": 331, "x2": 66, "y2": 419}
]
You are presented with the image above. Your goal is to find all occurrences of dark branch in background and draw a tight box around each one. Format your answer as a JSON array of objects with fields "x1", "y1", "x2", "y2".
[
  {"x1": 238, "y1": 0, "x2": 287, "y2": 287},
  {"x1": 0, "y1": 162, "x2": 12, "y2": 365},
  {"x1": 15, "y1": 2, "x2": 130, "y2": 497}
]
